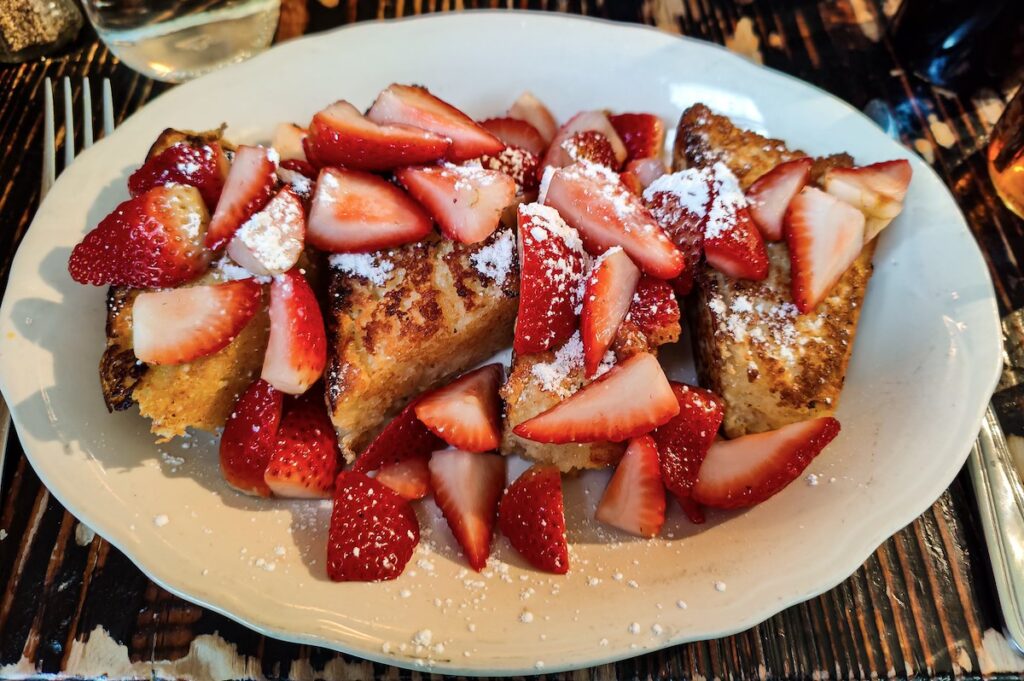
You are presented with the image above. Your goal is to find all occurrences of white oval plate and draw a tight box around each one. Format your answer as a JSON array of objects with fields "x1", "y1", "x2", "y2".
[{"x1": 0, "y1": 12, "x2": 1001, "y2": 676}]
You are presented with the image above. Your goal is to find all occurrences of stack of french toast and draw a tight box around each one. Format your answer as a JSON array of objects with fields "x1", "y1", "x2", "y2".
[{"x1": 69, "y1": 84, "x2": 911, "y2": 581}]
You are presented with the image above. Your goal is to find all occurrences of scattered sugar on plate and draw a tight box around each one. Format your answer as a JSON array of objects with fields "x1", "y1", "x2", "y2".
[
  {"x1": 714, "y1": 580, "x2": 727, "y2": 592},
  {"x1": 153, "y1": 514, "x2": 169, "y2": 528}
]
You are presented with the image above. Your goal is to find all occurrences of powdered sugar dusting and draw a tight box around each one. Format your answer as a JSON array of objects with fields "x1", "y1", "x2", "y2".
[
  {"x1": 644, "y1": 168, "x2": 710, "y2": 218},
  {"x1": 470, "y1": 230, "x2": 515, "y2": 284},
  {"x1": 520, "y1": 203, "x2": 584, "y2": 253},
  {"x1": 231, "y1": 193, "x2": 304, "y2": 274},
  {"x1": 329, "y1": 252, "x2": 395, "y2": 286},
  {"x1": 442, "y1": 162, "x2": 499, "y2": 191},
  {"x1": 709, "y1": 286, "x2": 824, "y2": 366},
  {"x1": 644, "y1": 163, "x2": 749, "y2": 241},
  {"x1": 537, "y1": 165, "x2": 557, "y2": 204},
  {"x1": 531, "y1": 331, "x2": 584, "y2": 397}
]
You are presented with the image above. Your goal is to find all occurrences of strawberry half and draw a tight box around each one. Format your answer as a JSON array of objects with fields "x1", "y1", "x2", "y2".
[
  {"x1": 692, "y1": 417, "x2": 841, "y2": 509},
  {"x1": 542, "y1": 111, "x2": 628, "y2": 170},
  {"x1": 785, "y1": 186, "x2": 866, "y2": 313},
  {"x1": 595, "y1": 435, "x2": 666, "y2": 538},
  {"x1": 513, "y1": 352, "x2": 679, "y2": 444},
  {"x1": 543, "y1": 163, "x2": 684, "y2": 279},
  {"x1": 560, "y1": 131, "x2": 617, "y2": 169},
  {"x1": 327, "y1": 471, "x2": 420, "y2": 582},
  {"x1": 271, "y1": 122, "x2": 308, "y2": 162},
  {"x1": 307, "y1": 100, "x2": 450, "y2": 171},
  {"x1": 608, "y1": 113, "x2": 665, "y2": 162},
  {"x1": 643, "y1": 169, "x2": 711, "y2": 296},
  {"x1": 745, "y1": 158, "x2": 812, "y2": 241},
  {"x1": 429, "y1": 449, "x2": 507, "y2": 570},
  {"x1": 702, "y1": 165, "x2": 769, "y2": 281},
  {"x1": 376, "y1": 454, "x2": 432, "y2": 501},
  {"x1": 367, "y1": 84, "x2": 503, "y2": 162},
  {"x1": 514, "y1": 203, "x2": 588, "y2": 354},
  {"x1": 580, "y1": 247, "x2": 641, "y2": 378},
  {"x1": 262, "y1": 270, "x2": 327, "y2": 394},
  {"x1": 307, "y1": 167, "x2": 432, "y2": 253},
  {"x1": 624, "y1": 276, "x2": 680, "y2": 340},
  {"x1": 507, "y1": 92, "x2": 558, "y2": 144},
  {"x1": 824, "y1": 159, "x2": 912, "y2": 241},
  {"x1": 206, "y1": 145, "x2": 277, "y2": 249},
  {"x1": 265, "y1": 391, "x2": 340, "y2": 498},
  {"x1": 395, "y1": 164, "x2": 515, "y2": 244},
  {"x1": 621, "y1": 158, "x2": 668, "y2": 195},
  {"x1": 474, "y1": 146, "x2": 542, "y2": 197},
  {"x1": 226, "y1": 186, "x2": 306, "y2": 276},
  {"x1": 480, "y1": 117, "x2": 547, "y2": 156},
  {"x1": 651, "y1": 383, "x2": 723, "y2": 524},
  {"x1": 219, "y1": 378, "x2": 284, "y2": 497},
  {"x1": 498, "y1": 464, "x2": 568, "y2": 574},
  {"x1": 132, "y1": 279, "x2": 262, "y2": 365},
  {"x1": 128, "y1": 141, "x2": 229, "y2": 210},
  {"x1": 68, "y1": 185, "x2": 211, "y2": 288},
  {"x1": 414, "y1": 364, "x2": 503, "y2": 452},
  {"x1": 353, "y1": 400, "x2": 445, "y2": 474}
]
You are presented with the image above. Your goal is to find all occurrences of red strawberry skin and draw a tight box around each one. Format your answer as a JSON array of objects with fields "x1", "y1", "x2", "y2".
[
  {"x1": 580, "y1": 248, "x2": 641, "y2": 378},
  {"x1": 327, "y1": 471, "x2": 420, "y2": 582},
  {"x1": 480, "y1": 117, "x2": 547, "y2": 157},
  {"x1": 703, "y1": 205, "x2": 769, "y2": 281},
  {"x1": 220, "y1": 379, "x2": 284, "y2": 497},
  {"x1": 625, "y1": 276, "x2": 680, "y2": 340},
  {"x1": 643, "y1": 171, "x2": 711, "y2": 296},
  {"x1": 429, "y1": 449, "x2": 507, "y2": 570},
  {"x1": 560, "y1": 131, "x2": 617, "y2": 169},
  {"x1": 498, "y1": 465, "x2": 568, "y2": 574},
  {"x1": 128, "y1": 141, "x2": 228, "y2": 210},
  {"x1": 206, "y1": 145, "x2": 277, "y2": 249},
  {"x1": 264, "y1": 391, "x2": 340, "y2": 499},
  {"x1": 68, "y1": 185, "x2": 211, "y2": 288},
  {"x1": 608, "y1": 113, "x2": 665, "y2": 161},
  {"x1": 353, "y1": 400, "x2": 445, "y2": 474},
  {"x1": 475, "y1": 146, "x2": 542, "y2": 197}
]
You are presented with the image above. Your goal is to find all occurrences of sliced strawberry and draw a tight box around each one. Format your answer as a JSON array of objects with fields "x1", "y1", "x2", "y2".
[
  {"x1": 327, "y1": 471, "x2": 420, "y2": 582},
  {"x1": 625, "y1": 276, "x2": 680, "y2": 339},
  {"x1": 508, "y1": 92, "x2": 558, "y2": 144},
  {"x1": 480, "y1": 117, "x2": 547, "y2": 156},
  {"x1": 498, "y1": 465, "x2": 568, "y2": 574},
  {"x1": 513, "y1": 352, "x2": 679, "y2": 444},
  {"x1": 206, "y1": 145, "x2": 277, "y2": 249},
  {"x1": 220, "y1": 378, "x2": 284, "y2": 497},
  {"x1": 128, "y1": 141, "x2": 229, "y2": 210},
  {"x1": 270, "y1": 123, "x2": 307, "y2": 162},
  {"x1": 226, "y1": 187, "x2": 305, "y2": 276},
  {"x1": 132, "y1": 279, "x2": 262, "y2": 365},
  {"x1": 429, "y1": 449, "x2": 507, "y2": 570},
  {"x1": 608, "y1": 113, "x2": 665, "y2": 161},
  {"x1": 307, "y1": 100, "x2": 450, "y2": 171},
  {"x1": 651, "y1": 383, "x2": 723, "y2": 524},
  {"x1": 395, "y1": 164, "x2": 515, "y2": 244},
  {"x1": 692, "y1": 417, "x2": 841, "y2": 509},
  {"x1": 262, "y1": 270, "x2": 327, "y2": 394},
  {"x1": 619, "y1": 170, "x2": 644, "y2": 196},
  {"x1": 68, "y1": 185, "x2": 211, "y2": 288},
  {"x1": 580, "y1": 247, "x2": 641, "y2": 377},
  {"x1": 367, "y1": 84, "x2": 503, "y2": 162},
  {"x1": 542, "y1": 111, "x2": 627, "y2": 170},
  {"x1": 824, "y1": 159, "x2": 912, "y2": 241},
  {"x1": 376, "y1": 454, "x2": 432, "y2": 500},
  {"x1": 621, "y1": 158, "x2": 668, "y2": 195},
  {"x1": 279, "y1": 158, "x2": 316, "y2": 180},
  {"x1": 543, "y1": 163, "x2": 684, "y2": 279},
  {"x1": 264, "y1": 391, "x2": 339, "y2": 499},
  {"x1": 595, "y1": 435, "x2": 666, "y2": 537},
  {"x1": 474, "y1": 146, "x2": 542, "y2": 197},
  {"x1": 353, "y1": 400, "x2": 445, "y2": 474},
  {"x1": 745, "y1": 158, "x2": 812, "y2": 241},
  {"x1": 414, "y1": 364, "x2": 503, "y2": 452},
  {"x1": 276, "y1": 164, "x2": 315, "y2": 205},
  {"x1": 702, "y1": 165, "x2": 769, "y2": 280},
  {"x1": 643, "y1": 169, "x2": 711, "y2": 295},
  {"x1": 307, "y1": 167, "x2": 432, "y2": 253},
  {"x1": 514, "y1": 203, "x2": 588, "y2": 354},
  {"x1": 785, "y1": 186, "x2": 866, "y2": 313},
  {"x1": 559, "y1": 131, "x2": 617, "y2": 169}
]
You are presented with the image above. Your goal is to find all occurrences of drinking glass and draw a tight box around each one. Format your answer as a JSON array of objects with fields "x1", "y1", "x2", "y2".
[
  {"x1": 989, "y1": 88, "x2": 1024, "y2": 219},
  {"x1": 82, "y1": 0, "x2": 281, "y2": 83}
]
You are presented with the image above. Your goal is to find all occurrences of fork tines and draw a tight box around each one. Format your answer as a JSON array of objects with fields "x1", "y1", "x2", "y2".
[{"x1": 41, "y1": 76, "x2": 114, "y2": 200}]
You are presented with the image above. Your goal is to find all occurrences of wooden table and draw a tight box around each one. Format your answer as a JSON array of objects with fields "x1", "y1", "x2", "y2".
[{"x1": 1, "y1": 1, "x2": 1023, "y2": 678}]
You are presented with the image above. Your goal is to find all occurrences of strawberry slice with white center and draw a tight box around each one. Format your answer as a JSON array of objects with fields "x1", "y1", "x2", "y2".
[
  {"x1": 307, "y1": 100, "x2": 450, "y2": 171},
  {"x1": 745, "y1": 158, "x2": 812, "y2": 241},
  {"x1": 353, "y1": 400, "x2": 446, "y2": 474},
  {"x1": 621, "y1": 158, "x2": 668, "y2": 195},
  {"x1": 542, "y1": 111, "x2": 628, "y2": 170},
  {"x1": 367, "y1": 84, "x2": 503, "y2": 162},
  {"x1": 262, "y1": 270, "x2": 327, "y2": 394},
  {"x1": 375, "y1": 454, "x2": 432, "y2": 501},
  {"x1": 543, "y1": 163, "x2": 684, "y2": 279},
  {"x1": 651, "y1": 383, "x2": 724, "y2": 524},
  {"x1": 480, "y1": 117, "x2": 547, "y2": 156},
  {"x1": 692, "y1": 417, "x2": 841, "y2": 509},
  {"x1": 824, "y1": 159, "x2": 912, "y2": 241},
  {"x1": 608, "y1": 113, "x2": 665, "y2": 162},
  {"x1": 206, "y1": 145, "x2": 277, "y2": 249},
  {"x1": 513, "y1": 352, "x2": 679, "y2": 444},
  {"x1": 308, "y1": 167, "x2": 432, "y2": 252},
  {"x1": 264, "y1": 391, "x2": 340, "y2": 498},
  {"x1": 226, "y1": 187, "x2": 305, "y2": 276},
  {"x1": 595, "y1": 435, "x2": 666, "y2": 538},
  {"x1": 271, "y1": 122, "x2": 308, "y2": 162},
  {"x1": 785, "y1": 186, "x2": 866, "y2": 313},
  {"x1": 219, "y1": 378, "x2": 284, "y2": 497},
  {"x1": 580, "y1": 247, "x2": 641, "y2": 378},
  {"x1": 702, "y1": 163, "x2": 769, "y2": 280},
  {"x1": 514, "y1": 203, "x2": 588, "y2": 354},
  {"x1": 395, "y1": 164, "x2": 515, "y2": 244},
  {"x1": 327, "y1": 471, "x2": 420, "y2": 582},
  {"x1": 498, "y1": 464, "x2": 568, "y2": 574},
  {"x1": 128, "y1": 141, "x2": 229, "y2": 210},
  {"x1": 132, "y1": 279, "x2": 262, "y2": 365},
  {"x1": 508, "y1": 91, "x2": 558, "y2": 144},
  {"x1": 414, "y1": 364, "x2": 503, "y2": 452},
  {"x1": 429, "y1": 449, "x2": 507, "y2": 571}
]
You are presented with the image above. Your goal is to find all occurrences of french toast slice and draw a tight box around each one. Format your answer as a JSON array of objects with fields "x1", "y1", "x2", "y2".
[
  {"x1": 326, "y1": 229, "x2": 518, "y2": 462},
  {"x1": 674, "y1": 104, "x2": 874, "y2": 438}
]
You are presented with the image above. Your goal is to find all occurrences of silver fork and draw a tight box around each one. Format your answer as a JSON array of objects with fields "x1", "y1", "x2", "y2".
[{"x1": 0, "y1": 77, "x2": 115, "y2": 492}]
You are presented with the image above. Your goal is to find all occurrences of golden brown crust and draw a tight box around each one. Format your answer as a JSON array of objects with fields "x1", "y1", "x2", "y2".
[
  {"x1": 100, "y1": 287, "x2": 146, "y2": 412},
  {"x1": 147, "y1": 126, "x2": 233, "y2": 157}
]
